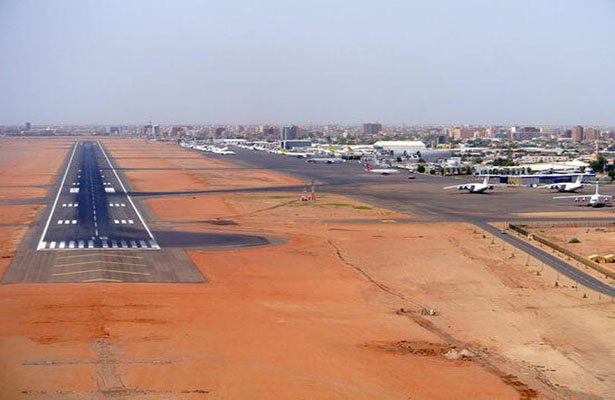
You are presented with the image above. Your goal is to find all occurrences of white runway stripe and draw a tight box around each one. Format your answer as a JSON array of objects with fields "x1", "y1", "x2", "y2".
[
  {"x1": 69, "y1": 241, "x2": 75, "y2": 249},
  {"x1": 78, "y1": 240, "x2": 84, "y2": 249},
  {"x1": 50, "y1": 241, "x2": 56, "y2": 249},
  {"x1": 139, "y1": 240, "x2": 147, "y2": 248},
  {"x1": 58, "y1": 220, "x2": 63, "y2": 224},
  {"x1": 130, "y1": 240, "x2": 137, "y2": 248},
  {"x1": 128, "y1": 220, "x2": 134, "y2": 224},
  {"x1": 114, "y1": 219, "x2": 119, "y2": 224},
  {"x1": 71, "y1": 220, "x2": 77, "y2": 224},
  {"x1": 39, "y1": 241, "x2": 47, "y2": 249},
  {"x1": 111, "y1": 240, "x2": 118, "y2": 248},
  {"x1": 88, "y1": 240, "x2": 94, "y2": 248},
  {"x1": 102, "y1": 240, "x2": 109, "y2": 248},
  {"x1": 59, "y1": 241, "x2": 65, "y2": 249},
  {"x1": 121, "y1": 220, "x2": 126, "y2": 224},
  {"x1": 62, "y1": 204, "x2": 67, "y2": 207}
]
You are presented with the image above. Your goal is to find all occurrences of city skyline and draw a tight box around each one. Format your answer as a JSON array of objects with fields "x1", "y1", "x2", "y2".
[{"x1": 1, "y1": 0, "x2": 615, "y2": 126}]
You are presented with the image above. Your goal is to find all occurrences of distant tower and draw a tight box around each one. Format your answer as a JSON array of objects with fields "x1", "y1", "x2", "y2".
[{"x1": 281, "y1": 126, "x2": 298, "y2": 140}]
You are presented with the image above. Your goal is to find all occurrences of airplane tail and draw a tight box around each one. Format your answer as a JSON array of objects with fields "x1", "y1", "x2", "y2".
[
  {"x1": 347, "y1": 146, "x2": 355, "y2": 154},
  {"x1": 365, "y1": 163, "x2": 373, "y2": 171},
  {"x1": 279, "y1": 147, "x2": 287, "y2": 154},
  {"x1": 328, "y1": 144, "x2": 337, "y2": 152},
  {"x1": 482, "y1": 176, "x2": 489, "y2": 185},
  {"x1": 596, "y1": 181, "x2": 600, "y2": 195},
  {"x1": 576, "y1": 175, "x2": 583, "y2": 184}
]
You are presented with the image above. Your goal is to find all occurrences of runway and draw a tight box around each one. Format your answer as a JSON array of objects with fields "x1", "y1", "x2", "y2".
[{"x1": 36, "y1": 141, "x2": 158, "y2": 251}]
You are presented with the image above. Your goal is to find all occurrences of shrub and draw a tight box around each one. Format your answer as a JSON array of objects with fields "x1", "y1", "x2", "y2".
[{"x1": 569, "y1": 238, "x2": 580, "y2": 243}]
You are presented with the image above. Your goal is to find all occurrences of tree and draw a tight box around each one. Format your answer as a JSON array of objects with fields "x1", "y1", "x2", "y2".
[
  {"x1": 417, "y1": 165, "x2": 426, "y2": 173},
  {"x1": 609, "y1": 169, "x2": 615, "y2": 180},
  {"x1": 590, "y1": 156, "x2": 607, "y2": 173},
  {"x1": 472, "y1": 157, "x2": 483, "y2": 164}
]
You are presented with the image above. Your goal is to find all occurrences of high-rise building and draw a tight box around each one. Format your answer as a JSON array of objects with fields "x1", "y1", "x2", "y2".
[
  {"x1": 362, "y1": 123, "x2": 382, "y2": 135},
  {"x1": 584, "y1": 127, "x2": 600, "y2": 141},
  {"x1": 281, "y1": 125, "x2": 298, "y2": 140},
  {"x1": 571, "y1": 125, "x2": 584, "y2": 141},
  {"x1": 451, "y1": 128, "x2": 474, "y2": 140}
]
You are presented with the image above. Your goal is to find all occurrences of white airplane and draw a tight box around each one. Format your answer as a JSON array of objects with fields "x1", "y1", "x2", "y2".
[
  {"x1": 539, "y1": 175, "x2": 585, "y2": 192},
  {"x1": 553, "y1": 182, "x2": 612, "y2": 207},
  {"x1": 444, "y1": 176, "x2": 497, "y2": 193},
  {"x1": 307, "y1": 157, "x2": 345, "y2": 164},
  {"x1": 211, "y1": 147, "x2": 235, "y2": 155},
  {"x1": 280, "y1": 148, "x2": 311, "y2": 158},
  {"x1": 365, "y1": 163, "x2": 399, "y2": 175}
]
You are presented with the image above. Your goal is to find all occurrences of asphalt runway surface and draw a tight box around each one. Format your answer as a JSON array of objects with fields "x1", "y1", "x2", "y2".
[
  {"x1": 199, "y1": 147, "x2": 615, "y2": 297},
  {"x1": 2, "y1": 141, "x2": 273, "y2": 283}
]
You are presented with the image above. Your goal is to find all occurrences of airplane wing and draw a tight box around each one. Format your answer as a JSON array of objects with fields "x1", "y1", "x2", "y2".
[
  {"x1": 552, "y1": 195, "x2": 591, "y2": 199},
  {"x1": 443, "y1": 185, "x2": 460, "y2": 190}
]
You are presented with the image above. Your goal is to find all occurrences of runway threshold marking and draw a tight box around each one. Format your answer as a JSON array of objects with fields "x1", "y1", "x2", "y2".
[
  {"x1": 97, "y1": 141, "x2": 159, "y2": 248},
  {"x1": 56, "y1": 253, "x2": 143, "y2": 259},
  {"x1": 37, "y1": 142, "x2": 78, "y2": 251},
  {"x1": 55, "y1": 260, "x2": 147, "y2": 267},
  {"x1": 53, "y1": 269, "x2": 150, "y2": 277}
]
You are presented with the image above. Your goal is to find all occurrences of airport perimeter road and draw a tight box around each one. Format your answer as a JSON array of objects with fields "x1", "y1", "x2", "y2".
[
  {"x1": 206, "y1": 147, "x2": 615, "y2": 296},
  {"x1": 36, "y1": 141, "x2": 159, "y2": 250},
  {"x1": 478, "y1": 222, "x2": 615, "y2": 297}
]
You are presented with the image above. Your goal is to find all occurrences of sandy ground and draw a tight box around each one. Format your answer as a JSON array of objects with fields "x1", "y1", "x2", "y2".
[
  {"x1": 0, "y1": 137, "x2": 614, "y2": 399},
  {"x1": 536, "y1": 226, "x2": 615, "y2": 256}
]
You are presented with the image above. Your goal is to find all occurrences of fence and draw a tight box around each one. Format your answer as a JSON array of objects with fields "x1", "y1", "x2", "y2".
[{"x1": 509, "y1": 223, "x2": 615, "y2": 280}]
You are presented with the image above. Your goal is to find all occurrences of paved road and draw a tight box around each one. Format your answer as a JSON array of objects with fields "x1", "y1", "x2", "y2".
[
  {"x1": 36, "y1": 141, "x2": 159, "y2": 250},
  {"x1": 199, "y1": 147, "x2": 615, "y2": 297}
]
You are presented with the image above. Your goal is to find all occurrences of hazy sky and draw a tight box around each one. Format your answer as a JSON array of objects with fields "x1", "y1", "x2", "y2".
[{"x1": 1, "y1": 0, "x2": 614, "y2": 126}]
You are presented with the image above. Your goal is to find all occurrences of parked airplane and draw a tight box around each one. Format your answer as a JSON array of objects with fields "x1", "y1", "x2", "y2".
[
  {"x1": 365, "y1": 163, "x2": 399, "y2": 175},
  {"x1": 211, "y1": 147, "x2": 235, "y2": 155},
  {"x1": 444, "y1": 176, "x2": 497, "y2": 193},
  {"x1": 539, "y1": 175, "x2": 585, "y2": 192},
  {"x1": 553, "y1": 182, "x2": 612, "y2": 207},
  {"x1": 280, "y1": 148, "x2": 311, "y2": 158},
  {"x1": 307, "y1": 157, "x2": 345, "y2": 164}
]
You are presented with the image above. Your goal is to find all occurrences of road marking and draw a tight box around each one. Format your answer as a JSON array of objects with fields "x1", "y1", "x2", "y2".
[
  {"x1": 121, "y1": 240, "x2": 128, "y2": 248},
  {"x1": 55, "y1": 260, "x2": 147, "y2": 267},
  {"x1": 64, "y1": 220, "x2": 70, "y2": 224},
  {"x1": 97, "y1": 141, "x2": 159, "y2": 247},
  {"x1": 130, "y1": 240, "x2": 137, "y2": 248},
  {"x1": 109, "y1": 203, "x2": 114, "y2": 207},
  {"x1": 56, "y1": 253, "x2": 142, "y2": 259},
  {"x1": 62, "y1": 204, "x2": 67, "y2": 207},
  {"x1": 121, "y1": 203, "x2": 125, "y2": 207},
  {"x1": 69, "y1": 241, "x2": 75, "y2": 249},
  {"x1": 114, "y1": 219, "x2": 119, "y2": 224},
  {"x1": 111, "y1": 240, "x2": 118, "y2": 248},
  {"x1": 121, "y1": 220, "x2": 126, "y2": 224},
  {"x1": 82, "y1": 278, "x2": 123, "y2": 282},
  {"x1": 59, "y1": 241, "x2": 65, "y2": 249},
  {"x1": 53, "y1": 269, "x2": 150, "y2": 277},
  {"x1": 128, "y1": 220, "x2": 134, "y2": 224},
  {"x1": 58, "y1": 220, "x2": 63, "y2": 224},
  {"x1": 102, "y1": 240, "x2": 108, "y2": 248},
  {"x1": 40, "y1": 241, "x2": 47, "y2": 249},
  {"x1": 50, "y1": 241, "x2": 56, "y2": 249},
  {"x1": 88, "y1": 240, "x2": 94, "y2": 248},
  {"x1": 74, "y1": 203, "x2": 78, "y2": 207},
  {"x1": 70, "y1": 188, "x2": 79, "y2": 193},
  {"x1": 78, "y1": 240, "x2": 84, "y2": 249},
  {"x1": 139, "y1": 240, "x2": 147, "y2": 248},
  {"x1": 105, "y1": 188, "x2": 115, "y2": 193},
  {"x1": 149, "y1": 240, "x2": 159, "y2": 249},
  {"x1": 72, "y1": 220, "x2": 77, "y2": 224}
]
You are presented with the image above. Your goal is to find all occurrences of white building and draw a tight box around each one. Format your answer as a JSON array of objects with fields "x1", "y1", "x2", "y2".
[{"x1": 373, "y1": 140, "x2": 426, "y2": 156}]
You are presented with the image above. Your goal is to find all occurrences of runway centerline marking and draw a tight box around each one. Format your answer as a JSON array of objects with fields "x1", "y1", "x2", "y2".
[
  {"x1": 82, "y1": 278, "x2": 123, "y2": 282},
  {"x1": 97, "y1": 141, "x2": 158, "y2": 246}
]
